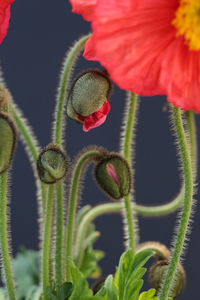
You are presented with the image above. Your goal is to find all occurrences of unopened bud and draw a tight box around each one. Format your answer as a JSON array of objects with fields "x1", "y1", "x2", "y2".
[
  {"x1": 0, "y1": 113, "x2": 17, "y2": 174},
  {"x1": 0, "y1": 88, "x2": 12, "y2": 114},
  {"x1": 37, "y1": 145, "x2": 69, "y2": 184},
  {"x1": 149, "y1": 260, "x2": 186, "y2": 299},
  {"x1": 94, "y1": 154, "x2": 131, "y2": 200},
  {"x1": 67, "y1": 69, "x2": 113, "y2": 132}
]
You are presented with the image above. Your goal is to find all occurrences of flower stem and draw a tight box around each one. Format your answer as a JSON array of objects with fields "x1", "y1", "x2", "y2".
[
  {"x1": 11, "y1": 104, "x2": 47, "y2": 214},
  {"x1": 52, "y1": 35, "x2": 90, "y2": 284},
  {"x1": 0, "y1": 173, "x2": 16, "y2": 300},
  {"x1": 121, "y1": 92, "x2": 138, "y2": 253},
  {"x1": 53, "y1": 34, "x2": 90, "y2": 146},
  {"x1": 42, "y1": 185, "x2": 54, "y2": 300},
  {"x1": 55, "y1": 181, "x2": 63, "y2": 286},
  {"x1": 65, "y1": 148, "x2": 106, "y2": 281},
  {"x1": 159, "y1": 107, "x2": 193, "y2": 300},
  {"x1": 185, "y1": 110, "x2": 197, "y2": 179}
]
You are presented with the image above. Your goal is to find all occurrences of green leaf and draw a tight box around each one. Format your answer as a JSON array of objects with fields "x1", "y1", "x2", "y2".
[
  {"x1": 57, "y1": 282, "x2": 73, "y2": 300},
  {"x1": 104, "y1": 275, "x2": 118, "y2": 300},
  {"x1": 25, "y1": 286, "x2": 41, "y2": 300},
  {"x1": 0, "y1": 288, "x2": 6, "y2": 300},
  {"x1": 139, "y1": 289, "x2": 157, "y2": 300},
  {"x1": 116, "y1": 249, "x2": 154, "y2": 300},
  {"x1": 68, "y1": 260, "x2": 93, "y2": 300},
  {"x1": 13, "y1": 249, "x2": 40, "y2": 299},
  {"x1": 79, "y1": 223, "x2": 104, "y2": 279}
]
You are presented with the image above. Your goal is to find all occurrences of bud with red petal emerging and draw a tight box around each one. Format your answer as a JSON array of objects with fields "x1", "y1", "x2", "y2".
[
  {"x1": 67, "y1": 69, "x2": 113, "y2": 132},
  {"x1": 94, "y1": 154, "x2": 131, "y2": 200}
]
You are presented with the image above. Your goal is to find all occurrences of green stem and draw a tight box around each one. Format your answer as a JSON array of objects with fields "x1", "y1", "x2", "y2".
[
  {"x1": 185, "y1": 110, "x2": 197, "y2": 179},
  {"x1": 0, "y1": 173, "x2": 16, "y2": 300},
  {"x1": 121, "y1": 92, "x2": 138, "y2": 253},
  {"x1": 159, "y1": 107, "x2": 193, "y2": 300},
  {"x1": 55, "y1": 181, "x2": 63, "y2": 286},
  {"x1": 53, "y1": 34, "x2": 90, "y2": 145},
  {"x1": 65, "y1": 148, "x2": 105, "y2": 281},
  {"x1": 42, "y1": 185, "x2": 54, "y2": 300},
  {"x1": 11, "y1": 104, "x2": 47, "y2": 214},
  {"x1": 53, "y1": 35, "x2": 89, "y2": 284}
]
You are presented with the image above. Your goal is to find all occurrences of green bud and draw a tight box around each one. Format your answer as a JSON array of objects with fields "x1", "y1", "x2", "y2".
[
  {"x1": 37, "y1": 145, "x2": 69, "y2": 184},
  {"x1": 0, "y1": 113, "x2": 17, "y2": 174},
  {"x1": 94, "y1": 154, "x2": 131, "y2": 200},
  {"x1": 149, "y1": 260, "x2": 186, "y2": 299},
  {"x1": 0, "y1": 88, "x2": 12, "y2": 114},
  {"x1": 67, "y1": 69, "x2": 112, "y2": 122}
]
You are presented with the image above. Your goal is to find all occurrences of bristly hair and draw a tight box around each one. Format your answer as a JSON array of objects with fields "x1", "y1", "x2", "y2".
[
  {"x1": 0, "y1": 66, "x2": 44, "y2": 254},
  {"x1": 65, "y1": 145, "x2": 108, "y2": 249},
  {"x1": 119, "y1": 92, "x2": 140, "y2": 249},
  {"x1": 159, "y1": 104, "x2": 196, "y2": 297}
]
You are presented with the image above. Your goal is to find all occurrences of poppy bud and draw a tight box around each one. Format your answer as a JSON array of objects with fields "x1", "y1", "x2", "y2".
[
  {"x1": 149, "y1": 260, "x2": 186, "y2": 299},
  {"x1": 67, "y1": 69, "x2": 113, "y2": 132},
  {"x1": 0, "y1": 113, "x2": 17, "y2": 174},
  {"x1": 94, "y1": 154, "x2": 131, "y2": 200},
  {"x1": 37, "y1": 145, "x2": 69, "y2": 184},
  {"x1": 0, "y1": 88, "x2": 12, "y2": 114}
]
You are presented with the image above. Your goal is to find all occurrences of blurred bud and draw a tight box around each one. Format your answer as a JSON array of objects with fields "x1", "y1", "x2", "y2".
[
  {"x1": 67, "y1": 69, "x2": 113, "y2": 132},
  {"x1": 37, "y1": 145, "x2": 69, "y2": 184},
  {"x1": 94, "y1": 154, "x2": 131, "y2": 200},
  {"x1": 149, "y1": 260, "x2": 186, "y2": 299},
  {"x1": 0, "y1": 113, "x2": 17, "y2": 174}
]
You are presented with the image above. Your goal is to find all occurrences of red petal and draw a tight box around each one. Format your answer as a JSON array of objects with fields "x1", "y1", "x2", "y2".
[
  {"x1": 0, "y1": 0, "x2": 15, "y2": 44},
  {"x1": 106, "y1": 163, "x2": 120, "y2": 187},
  {"x1": 69, "y1": 0, "x2": 97, "y2": 21},
  {"x1": 78, "y1": 100, "x2": 110, "y2": 132}
]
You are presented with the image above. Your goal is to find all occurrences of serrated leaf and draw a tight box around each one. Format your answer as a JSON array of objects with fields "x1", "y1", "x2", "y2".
[
  {"x1": 116, "y1": 249, "x2": 154, "y2": 300},
  {"x1": 103, "y1": 275, "x2": 118, "y2": 300},
  {"x1": 139, "y1": 289, "x2": 157, "y2": 300},
  {"x1": 68, "y1": 260, "x2": 93, "y2": 300}
]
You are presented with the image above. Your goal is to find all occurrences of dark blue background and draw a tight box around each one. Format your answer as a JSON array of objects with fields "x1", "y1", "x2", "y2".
[{"x1": 0, "y1": 1, "x2": 199, "y2": 298}]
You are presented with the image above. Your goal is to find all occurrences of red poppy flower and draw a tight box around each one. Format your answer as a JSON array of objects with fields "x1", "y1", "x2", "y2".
[
  {"x1": 77, "y1": 99, "x2": 110, "y2": 132},
  {"x1": 0, "y1": 0, "x2": 15, "y2": 44},
  {"x1": 69, "y1": 0, "x2": 200, "y2": 113}
]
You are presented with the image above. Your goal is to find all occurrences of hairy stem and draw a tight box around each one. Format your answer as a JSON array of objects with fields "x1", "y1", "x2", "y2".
[
  {"x1": 159, "y1": 107, "x2": 193, "y2": 300},
  {"x1": 0, "y1": 173, "x2": 16, "y2": 300},
  {"x1": 121, "y1": 92, "x2": 138, "y2": 253},
  {"x1": 185, "y1": 110, "x2": 197, "y2": 179},
  {"x1": 55, "y1": 181, "x2": 63, "y2": 286},
  {"x1": 65, "y1": 148, "x2": 105, "y2": 281},
  {"x1": 42, "y1": 185, "x2": 54, "y2": 300},
  {"x1": 53, "y1": 35, "x2": 89, "y2": 284},
  {"x1": 11, "y1": 105, "x2": 47, "y2": 214}
]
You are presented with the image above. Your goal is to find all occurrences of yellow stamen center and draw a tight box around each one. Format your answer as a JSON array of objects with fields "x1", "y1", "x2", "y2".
[{"x1": 172, "y1": 0, "x2": 200, "y2": 51}]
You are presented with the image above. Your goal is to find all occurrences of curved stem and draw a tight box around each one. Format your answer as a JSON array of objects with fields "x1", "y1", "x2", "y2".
[
  {"x1": 65, "y1": 148, "x2": 106, "y2": 281},
  {"x1": 121, "y1": 92, "x2": 138, "y2": 253},
  {"x1": 53, "y1": 34, "x2": 90, "y2": 146},
  {"x1": 0, "y1": 173, "x2": 16, "y2": 300},
  {"x1": 55, "y1": 181, "x2": 63, "y2": 286},
  {"x1": 42, "y1": 185, "x2": 54, "y2": 300},
  {"x1": 159, "y1": 107, "x2": 193, "y2": 300},
  {"x1": 52, "y1": 35, "x2": 90, "y2": 285},
  {"x1": 136, "y1": 241, "x2": 170, "y2": 260},
  {"x1": 11, "y1": 104, "x2": 47, "y2": 214}
]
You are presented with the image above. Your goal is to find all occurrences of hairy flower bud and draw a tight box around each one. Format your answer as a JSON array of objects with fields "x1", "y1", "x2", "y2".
[
  {"x1": 0, "y1": 113, "x2": 17, "y2": 174},
  {"x1": 37, "y1": 145, "x2": 69, "y2": 184},
  {"x1": 149, "y1": 260, "x2": 186, "y2": 299},
  {"x1": 0, "y1": 87, "x2": 12, "y2": 114},
  {"x1": 67, "y1": 69, "x2": 113, "y2": 132},
  {"x1": 94, "y1": 154, "x2": 131, "y2": 200}
]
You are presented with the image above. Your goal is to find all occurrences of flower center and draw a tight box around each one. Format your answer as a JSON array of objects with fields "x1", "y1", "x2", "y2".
[{"x1": 172, "y1": 0, "x2": 200, "y2": 50}]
